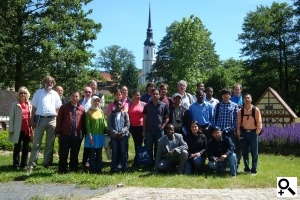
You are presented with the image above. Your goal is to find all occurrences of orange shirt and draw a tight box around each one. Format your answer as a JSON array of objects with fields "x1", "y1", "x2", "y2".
[{"x1": 237, "y1": 105, "x2": 262, "y2": 134}]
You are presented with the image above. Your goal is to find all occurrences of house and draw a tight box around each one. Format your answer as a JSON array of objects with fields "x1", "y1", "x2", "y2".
[
  {"x1": 0, "y1": 90, "x2": 17, "y2": 130},
  {"x1": 255, "y1": 87, "x2": 298, "y2": 127}
]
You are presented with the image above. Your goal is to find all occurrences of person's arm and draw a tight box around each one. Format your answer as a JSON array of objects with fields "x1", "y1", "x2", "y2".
[
  {"x1": 30, "y1": 106, "x2": 37, "y2": 128},
  {"x1": 55, "y1": 106, "x2": 63, "y2": 137},
  {"x1": 237, "y1": 109, "x2": 242, "y2": 139},
  {"x1": 255, "y1": 107, "x2": 263, "y2": 135},
  {"x1": 142, "y1": 114, "x2": 147, "y2": 137}
]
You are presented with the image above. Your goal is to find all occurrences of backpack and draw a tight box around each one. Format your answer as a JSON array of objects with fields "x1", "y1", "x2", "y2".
[{"x1": 241, "y1": 106, "x2": 263, "y2": 135}]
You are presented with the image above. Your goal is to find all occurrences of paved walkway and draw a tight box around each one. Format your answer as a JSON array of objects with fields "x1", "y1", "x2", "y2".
[{"x1": 90, "y1": 186, "x2": 299, "y2": 200}]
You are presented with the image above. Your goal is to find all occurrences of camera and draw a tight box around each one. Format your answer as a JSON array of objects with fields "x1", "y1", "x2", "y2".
[{"x1": 176, "y1": 119, "x2": 181, "y2": 123}]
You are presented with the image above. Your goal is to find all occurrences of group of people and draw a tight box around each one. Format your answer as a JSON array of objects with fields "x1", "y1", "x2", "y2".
[{"x1": 8, "y1": 76, "x2": 262, "y2": 177}]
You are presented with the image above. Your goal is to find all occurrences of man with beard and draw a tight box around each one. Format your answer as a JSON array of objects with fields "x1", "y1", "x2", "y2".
[{"x1": 28, "y1": 76, "x2": 61, "y2": 173}]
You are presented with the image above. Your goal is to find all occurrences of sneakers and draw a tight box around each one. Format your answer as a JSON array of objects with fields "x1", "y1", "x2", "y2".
[
  {"x1": 27, "y1": 166, "x2": 33, "y2": 174},
  {"x1": 251, "y1": 173, "x2": 257, "y2": 176}
]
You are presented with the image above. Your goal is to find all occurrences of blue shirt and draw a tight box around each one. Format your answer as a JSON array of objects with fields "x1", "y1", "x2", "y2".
[
  {"x1": 189, "y1": 101, "x2": 214, "y2": 126},
  {"x1": 231, "y1": 95, "x2": 243, "y2": 107},
  {"x1": 212, "y1": 101, "x2": 238, "y2": 132}
]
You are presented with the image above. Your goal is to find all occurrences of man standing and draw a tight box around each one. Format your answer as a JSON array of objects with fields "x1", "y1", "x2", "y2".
[
  {"x1": 56, "y1": 90, "x2": 86, "y2": 173},
  {"x1": 176, "y1": 80, "x2": 194, "y2": 109},
  {"x1": 212, "y1": 89, "x2": 240, "y2": 168},
  {"x1": 204, "y1": 87, "x2": 219, "y2": 108},
  {"x1": 237, "y1": 93, "x2": 262, "y2": 176},
  {"x1": 231, "y1": 83, "x2": 243, "y2": 108},
  {"x1": 207, "y1": 126, "x2": 237, "y2": 177},
  {"x1": 155, "y1": 124, "x2": 188, "y2": 174},
  {"x1": 28, "y1": 75, "x2": 61, "y2": 172},
  {"x1": 79, "y1": 86, "x2": 92, "y2": 112},
  {"x1": 56, "y1": 86, "x2": 69, "y2": 105},
  {"x1": 88, "y1": 80, "x2": 105, "y2": 109},
  {"x1": 143, "y1": 89, "x2": 169, "y2": 163}
]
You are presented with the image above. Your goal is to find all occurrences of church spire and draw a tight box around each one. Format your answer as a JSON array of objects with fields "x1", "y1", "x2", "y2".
[{"x1": 144, "y1": 4, "x2": 156, "y2": 46}]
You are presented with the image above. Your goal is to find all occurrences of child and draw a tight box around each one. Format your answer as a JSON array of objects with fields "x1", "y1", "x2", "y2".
[{"x1": 108, "y1": 100, "x2": 130, "y2": 173}]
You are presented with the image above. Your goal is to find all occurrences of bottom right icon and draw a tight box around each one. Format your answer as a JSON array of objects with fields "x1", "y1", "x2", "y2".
[{"x1": 277, "y1": 177, "x2": 298, "y2": 198}]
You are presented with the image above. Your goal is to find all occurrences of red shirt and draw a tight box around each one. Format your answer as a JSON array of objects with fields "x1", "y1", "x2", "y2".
[
  {"x1": 128, "y1": 102, "x2": 145, "y2": 126},
  {"x1": 20, "y1": 101, "x2": 32, "y2": 136}
]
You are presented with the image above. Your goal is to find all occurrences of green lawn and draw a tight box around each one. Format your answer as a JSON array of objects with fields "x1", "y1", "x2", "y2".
[{"x1": 0, "y1": 135, "x2": 299, "y2": 189}]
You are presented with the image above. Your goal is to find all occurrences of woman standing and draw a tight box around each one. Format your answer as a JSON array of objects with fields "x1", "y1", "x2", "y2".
[
  {"x1": 128, "y1": 90, "x2": 146, "y2": 165},
  {"x1": 184, "y1": 121, "x2": 207, "y2": 174},
  {"x1": 85, "y1": 95, "x2": 107, "y2": 174},
  {"x1": 8, "y1": 87, "x2": 32, "y2": 170}
]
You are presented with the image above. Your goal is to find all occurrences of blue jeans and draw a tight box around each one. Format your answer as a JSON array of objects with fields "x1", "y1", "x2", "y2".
[
  {"x1": 208, "y1": 153, "x2": 237, "y2": 176},
  {"x1": 184, "y1": 157, "x2": 205, "y2": 174},
  {"x1": 145, "y1": 129, "x2": 164, "y2": 163},
  {"x1": 89, "y1": 147, "x2": 102, "y2": 173},
  {"x1": 111, "y1": 136, "x2": 129, "y2": 172},
  {"x1": 240, "y1": 131, "x2": 258, "y2": 173}
]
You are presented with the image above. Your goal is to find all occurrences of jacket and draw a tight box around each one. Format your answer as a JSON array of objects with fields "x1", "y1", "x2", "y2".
[
  {"x1": 108, "y1": 110, "x2": 130, "y2": 139},
  {"x1": 8, "y1": 102, "x2": 32, "y2": 143}
]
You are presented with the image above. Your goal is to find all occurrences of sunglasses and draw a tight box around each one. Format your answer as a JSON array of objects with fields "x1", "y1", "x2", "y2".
[
  {"x1": 20, "y1": 93, "x2": 27, "y2": 95},
  {"x1": 84, "y1": 91, "x2": 92, "y2": 93}
]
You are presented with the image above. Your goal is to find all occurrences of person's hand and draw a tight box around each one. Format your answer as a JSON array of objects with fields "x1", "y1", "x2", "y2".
[
  {"x1": 220, "y1": 154, "x2": 227, "y2": 161},
  {"x1": 116, "y1": 133, "x2": 122, "y2": 140},
  {"x1": 142, "y1": 131, "x2": 145, "y2": 137},
  {"x1": 30, "y1": 118, "x2": 35, "y2": 128},
  {"x1": 213, "y1": 157, "x2": 219, "y2": 163},
  {"x1": 89, "y1": 136, "x2": 94, "y2": 145}
]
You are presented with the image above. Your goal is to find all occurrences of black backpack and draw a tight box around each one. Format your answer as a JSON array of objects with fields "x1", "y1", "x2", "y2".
[{"x1": 241, "y1": 106, "x2": 263, "y2": 135}]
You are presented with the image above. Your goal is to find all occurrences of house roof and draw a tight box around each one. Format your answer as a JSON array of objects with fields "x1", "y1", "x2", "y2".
[
  {"x1": 100, "y1": 72, "x2": 112, "y2": 82},
  {"x1": 0, "y1": 90, "x2": 17, "y2": 116},
  {"x1": 256, "y1": 87, "x2": 298, "y2": 119}
]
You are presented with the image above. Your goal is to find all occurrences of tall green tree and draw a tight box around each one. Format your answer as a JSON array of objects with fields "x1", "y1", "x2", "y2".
[
  {"x1": 147, "y1": 15, "x2": 220, "y2": 93},
  {"x1": 238, "y1": 2, "x2": 297, "y2": 107},
  {"x1": 120, "y1": 62, "x2": 139, "y2": 96},
  {"x1": 96, "y1": 45, "x2": 135, "y2": 90},
  {"x1": 0, "y1": 0, "x2": 101, "y2": 92}
]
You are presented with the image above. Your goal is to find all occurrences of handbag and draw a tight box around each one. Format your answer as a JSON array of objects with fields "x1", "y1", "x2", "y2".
[{"x1": 136, "y1": 146, "x2": 152, "y2": 166}]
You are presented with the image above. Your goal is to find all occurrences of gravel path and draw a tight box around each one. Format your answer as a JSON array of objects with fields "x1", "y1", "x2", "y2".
[{"x1": 0, "y1": 181, "x2": 115, "y2": 200}]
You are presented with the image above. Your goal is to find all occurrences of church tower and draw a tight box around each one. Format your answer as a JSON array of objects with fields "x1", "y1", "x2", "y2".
[{"x1": 142, "y1": 4, "x2": 156, "y2": 84}]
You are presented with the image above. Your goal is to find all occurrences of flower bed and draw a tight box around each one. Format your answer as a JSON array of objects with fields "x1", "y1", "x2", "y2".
[{"x1": 259, "y1": 123, "x2": 300, "y2": 155}]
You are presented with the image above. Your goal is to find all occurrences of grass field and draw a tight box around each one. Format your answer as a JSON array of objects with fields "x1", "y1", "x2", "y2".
[{"x1": 0, "y1": 136, "x2": 299, "y2": 189}]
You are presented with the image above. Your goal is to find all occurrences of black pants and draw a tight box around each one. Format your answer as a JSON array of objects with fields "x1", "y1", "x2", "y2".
[
  {"x1": 129, "y1": 126, "x2": 143, "y2": 164},
  {"x1": 227, "y1": 130, "x2": 242, "y2": 167},
  {"x1": 58, "y1": 135, "x2": 81, "y2": 173},
  {"x1": 13, "y1": 131, "x2": 30, "y2": 168}
]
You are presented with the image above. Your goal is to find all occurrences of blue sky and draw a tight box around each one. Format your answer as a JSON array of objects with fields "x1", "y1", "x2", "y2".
[{"x1": 84, "y1": 0, "x2": 290, "y2": 69}]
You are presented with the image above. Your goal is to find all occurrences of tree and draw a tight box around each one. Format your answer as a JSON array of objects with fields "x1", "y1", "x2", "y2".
[
  {"x1": 147, "y1": 15, "x2": 220, "y2": 93},
  {"x1": 0, "y1": 0, "x2": 101, "y2": 92},
  {"x1": 238, "y1": 2, "x2": 297, "y2": 106},
  {"x1": 96, "y1": 45, "x2": 135, "y2": 90},
  {"x1": 120, "y1": 62, "x2": 139, "y2": 96},
  {"x1": 205, "y1": 58, "x2": 245, "y2": 99}
]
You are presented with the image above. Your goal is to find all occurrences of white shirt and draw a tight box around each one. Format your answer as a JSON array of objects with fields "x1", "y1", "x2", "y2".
[
  {"x1": 81, "y1": 98, "x2": 91, "y2": 112},
  {"x1": 205, "y1": 97, "x2": 219, "y2": 109},
  {"x1": 31, "y1": 88, "x2": 61, "y2": 116}
]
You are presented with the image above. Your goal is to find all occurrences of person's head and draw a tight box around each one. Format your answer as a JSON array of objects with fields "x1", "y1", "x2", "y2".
[
  {"x1": 159, "y1": 83, "x2": 168, "y2": 97},
  {"x1": 17, "y1": 87, "x2": 30, "y2": 102},
  {"x1": 113, "y1": 89, "x2": 122, "y2": 100},
  {"x1": 121, "y1": 86, "x2": 128, "y2": 99},
  {"x1": 190, "y1": 121, "x2": 201, "y2": 135},
  {"x1": 151, "y1": 89, "x2": 160, "y2": 102},
  {"x1": 114, "y1": 100, "x2": 123, "y2": 112},
  {"x1": 146, "y1": 83, "x2": 155, "y2": 94},
  {"x1": 242, "y1": 93, "x2": 252, "y2": 105},
  {"x1": 211, "y1": 126, "x2": 222, "y2": 141},
  {"x1": 83, "y1": 87, "x2": 92, "y2": 99},
  {"x1": 172, "y1": 93, "x2": 182, "y2": 106},
  {"x1": 69, "y1": 90, "x2": 80, "y2": 105},
  {"x1": 221, "y1": 88, "x2": 231, "y2": 103},
  {"x1": 196, "y1": 90, "x2": 205, "y2": 104},
  {"x1": 165, "y1": 124, "x2": 175, "y2": 139},
  {"x1": 233, "y1": 83, "x2": 242, "y2": 97},
  {"x1": 177, "y1": 80, "x2": 188, "y2": 94},
  {"x1": 196, "y1": 82, "x2": 205, "y2": 91},
  {"x1": 56, "y1": 86, "x2": 64, "y2": 97},
  {"x1": 132, "y1": 89, "x2": 141, "y2": 101},
  {"x1": 91, "y1": 95, "x2": 101, "y2": 110},
  {"x1": 205, "y1": 87, "x2": 214, "y2": 99},
  {"x1": 88, "y1": 80, "x2": 97, "y2": 94},
  {"x1": 42, "y1": 75, "x2": 56, "y2": 91}
]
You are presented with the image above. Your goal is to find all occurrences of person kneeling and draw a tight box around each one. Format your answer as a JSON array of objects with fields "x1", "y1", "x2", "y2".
[
  {"x1": 155, "y1": 124, "x2": 188, "y2": 174},
  {"x1": 206, "y1": 126, "x2": 237, "y2": 177}
]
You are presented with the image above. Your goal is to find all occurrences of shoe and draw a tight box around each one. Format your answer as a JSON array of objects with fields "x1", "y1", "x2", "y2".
[
  {"x1": 177, "y1": 170, "x2": 184, "y2": 175},
  {"x1": 231, "y1": 174, "x2": 237, "y2": 178},
  {"x1": 27, "y1": 166, "x2": 33, "y2": 174},
  {"x1": 244, "y1": 170, "x2": 250, "y2": 174},
  {"x1": 251, "y1": 173, "x2": 257, "y2": 176}
]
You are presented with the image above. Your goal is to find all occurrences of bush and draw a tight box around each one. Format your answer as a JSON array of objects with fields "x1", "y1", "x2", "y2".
[
  {"x1": 259, "y1": 123, "x2": 300, "y2": 149},
  {"x1": 0, "y1": 131, "x2": 14, "y2": 151}
]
